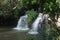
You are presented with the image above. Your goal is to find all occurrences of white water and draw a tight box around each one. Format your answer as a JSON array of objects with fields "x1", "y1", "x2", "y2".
[
  {"x1": 13, "y1": 15, "x2": 29, "y2": 30},
  {"x1": 28, "y1": 13, "x2": 43, "y2": 35}
]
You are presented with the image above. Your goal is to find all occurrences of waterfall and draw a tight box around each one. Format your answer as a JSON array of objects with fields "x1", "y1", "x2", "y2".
[
  {"x1": 28, "y1": 13, "x2": 43, "y2": 35},
  {"x1": 13, "y1": 15, "x2": 29, "y2": 30}
]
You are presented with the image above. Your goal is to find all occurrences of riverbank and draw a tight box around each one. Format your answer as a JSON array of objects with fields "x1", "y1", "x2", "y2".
[{"x1": 0, "y1": 28, "x2": 39, "y2": 40}]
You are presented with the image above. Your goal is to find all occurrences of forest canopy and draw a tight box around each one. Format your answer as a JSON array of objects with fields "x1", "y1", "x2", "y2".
[{"x1": 0, "y1": 0, "x2": 60, "y2": 27}]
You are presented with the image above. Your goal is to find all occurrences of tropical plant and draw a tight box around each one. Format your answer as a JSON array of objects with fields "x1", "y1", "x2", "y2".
[{"x1": 26, "y1": 9, "x2": 37, "y2": 23}]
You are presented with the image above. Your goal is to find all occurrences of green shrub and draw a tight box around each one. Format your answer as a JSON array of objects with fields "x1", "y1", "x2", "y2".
[{"x1": 26, "y1": 9, "x2": 37, "y2": 23}]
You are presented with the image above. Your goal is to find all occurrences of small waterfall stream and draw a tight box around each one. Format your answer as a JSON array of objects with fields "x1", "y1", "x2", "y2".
[
  {"x1": 28, "y1": 13, "x2": 44, "y2": 35},
  {"x1": 13, "y1": 13, "x2": 49, "y2": 35},
  {"x1": 13, "y1": 15, "x2": 29, "y2": 30}
]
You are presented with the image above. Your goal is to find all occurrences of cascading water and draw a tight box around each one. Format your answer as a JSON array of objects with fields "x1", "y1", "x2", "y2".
[
  {"x1": 13, "y1": 15, "x2": 29, "y2": 30},
  {"x1": 28, "y1": 13, "x2": 43, "y2": 35}
]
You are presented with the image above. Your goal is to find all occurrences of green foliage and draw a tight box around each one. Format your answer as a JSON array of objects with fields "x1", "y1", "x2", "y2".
[
  {"x1": 17, "y1": 0, "x2": 23, "y2": 9},
  {"x1": 17, "y1": 0, "x2": 37, "y2": 9},
  {"x1": 48, "y1": 29, "x2": 60, "y2": 40},
  {"x1": 39, "y1": 0, "x2": 59, "y2": 13},
  {"x1": 56, "y1": 0, "x2": 60, "y2": 8},
  {"x1": 26, "y1": 9, "x2": 36, "y2": 23},
  {"x1": 31, "y1": 0, "x2": 36, "y2": 4},
  {"x1": 0, "y1": 0, "x2": 17, "y2": 15}
]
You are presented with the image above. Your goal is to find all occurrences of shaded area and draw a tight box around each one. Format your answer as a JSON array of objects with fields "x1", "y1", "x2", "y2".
[{"x1": 0, "y1": 28, "x2": 40, "y2": 40}]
